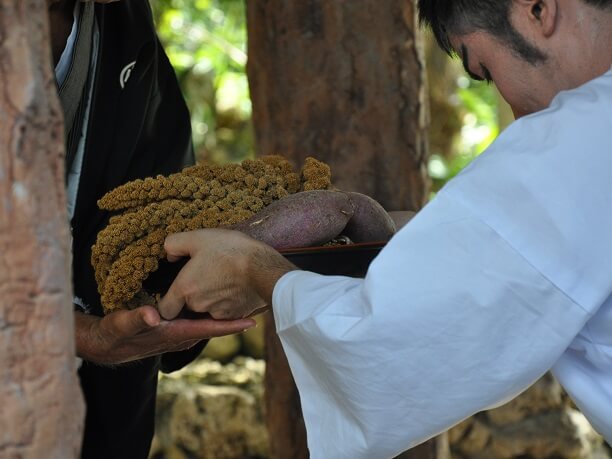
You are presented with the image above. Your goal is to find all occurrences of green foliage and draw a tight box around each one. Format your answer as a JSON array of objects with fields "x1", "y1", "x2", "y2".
[
  {"x1": 150, "y1": 0, "x2": 252, "y2": 164},
  {"x1": 428, "y1": 77, "x2": 500, "y2": 193},
  {"x1": 151, "y1": 0, "x2": 501, "y2": 188}
]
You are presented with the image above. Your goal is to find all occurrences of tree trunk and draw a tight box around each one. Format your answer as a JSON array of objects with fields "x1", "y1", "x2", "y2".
[
  {"x1": 0, "y1": 1, "x2": 84, "y2": 457},
  {"x1": 263, "y1": 312, "x2": 308, "y2": 459},
  {"x1": 248, "y1": 1, "x2": 447, "y2": 458},
  {"x1": 247, "y1": 0, "x2": 429, "y2": 212}
]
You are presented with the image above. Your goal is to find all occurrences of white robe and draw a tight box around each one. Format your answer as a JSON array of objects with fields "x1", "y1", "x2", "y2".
[{"x1": 272, "y1": 67, "x2": 612, "y2": 458}]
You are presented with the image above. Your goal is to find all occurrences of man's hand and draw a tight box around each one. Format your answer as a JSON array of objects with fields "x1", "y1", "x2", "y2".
[
  {"x1": 158, "y1": 229, "x2": 297, "y2": 321},
  {"x1": 75, "y1": 306, "x2": 255, "y2": 365}
]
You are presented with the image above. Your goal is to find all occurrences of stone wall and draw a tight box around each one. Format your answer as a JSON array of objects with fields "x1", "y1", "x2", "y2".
[
  {"x1": 151, "y1": 332, "x2": 611, "y2": 459},
  {"x1": 150, "y1": 357, "x2": 268, "y2": 459},
  {"x1": 449, "y1": 374, "x2": 611, "y2": 459}
]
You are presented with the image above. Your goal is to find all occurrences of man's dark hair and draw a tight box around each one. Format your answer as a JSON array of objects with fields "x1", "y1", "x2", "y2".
[
  {"x1": 418, "y1": 0, "x2": 612, "y2": 64},
  {"x1": 584, "y1": 0, "x2": 612, "y2": 8}
]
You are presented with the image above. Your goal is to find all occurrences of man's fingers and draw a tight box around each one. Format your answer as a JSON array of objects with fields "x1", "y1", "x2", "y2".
[
  {"x1": 139, "y1": 306, "x2": 161, "y2": 327},
  {"x1": 164, "y1": 232, "x2": 196, "y2": 261},
  {"x1": 158, "y1": 277, "x2": 186, "y2": 320},
  {"x1": 162, "y1": 317, "x2": 257, "y2": 340},
  {"x1": 111, "y1": 306, "x2": 160, "y2": 337},
  {"x1": 202, "y1": 319, "x2": 256, "y2": 337},
  {"x1": 167, "y1": 253, "x2": 184, "y2": 263},
  {"x1": 246, "y1": 304, "x2": 270, "y2": 318}
]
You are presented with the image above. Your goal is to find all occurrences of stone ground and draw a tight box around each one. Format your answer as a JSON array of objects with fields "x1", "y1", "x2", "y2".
[{"x1": 149, "y1": 330, "x2": 611, "y2": 459}]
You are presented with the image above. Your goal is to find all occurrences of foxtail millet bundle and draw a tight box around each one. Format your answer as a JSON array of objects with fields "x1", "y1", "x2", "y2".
[{"x1": 92, "y1": 155, "x2": 332, "y2": 314}]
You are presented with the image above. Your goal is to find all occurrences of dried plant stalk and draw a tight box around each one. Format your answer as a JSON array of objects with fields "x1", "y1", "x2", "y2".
[{"x1": 92, "y1": 155, "x2": 332, "y2": 314}]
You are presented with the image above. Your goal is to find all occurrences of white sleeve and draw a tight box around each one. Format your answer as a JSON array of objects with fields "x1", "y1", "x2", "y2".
[{"x1": 272, "y1": 192, "x2": 591, "y2": 459}]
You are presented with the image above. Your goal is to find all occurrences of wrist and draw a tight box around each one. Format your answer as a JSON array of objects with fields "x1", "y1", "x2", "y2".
[
  {"x1": 249, "y1": 244, "x2": 297, "y2": 305},
  {"x1": 74, "y1": 310, "x2": 111, "y2": 364}
]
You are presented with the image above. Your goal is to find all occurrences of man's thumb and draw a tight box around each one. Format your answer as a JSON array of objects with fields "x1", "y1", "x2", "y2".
[
  {"x1": 119, "y1": 306, "x2": 160, "y2": 336},
  {"x1": 164, "y1": 232, "x2": 193, "y2": 262},
  {"x1": 158, "y1": 281, "x2": 185, "y2": 320}
]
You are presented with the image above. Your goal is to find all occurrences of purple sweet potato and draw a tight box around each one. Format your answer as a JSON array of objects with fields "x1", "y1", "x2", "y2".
[
  {"x1": 230, "y1": 190, "x2": 354, "y2": 249},
  {"x1": 388, "y1": 210, "x2": 416, "y2": 230},
  {"x1": 341, "y1": 192, "x2": 396, "y2": 242}
]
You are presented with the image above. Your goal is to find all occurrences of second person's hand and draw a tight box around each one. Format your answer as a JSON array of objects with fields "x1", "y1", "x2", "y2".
[
  {"x1": 75, "y1": 306, "x2": 255, "y2": 365},
  {"x1": 158, "y1": 229, "x2": 298, "y2": 321}
]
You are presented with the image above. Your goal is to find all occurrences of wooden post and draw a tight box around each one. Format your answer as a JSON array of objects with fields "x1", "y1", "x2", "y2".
[
  {"x1": 247, "y1": 0, "x2": 430, "y2": 211},
  {"x1": 0, "y1": 1, "x2": 84, "y2": 457},
  {"x1": 263, "y1": 312, "x2": 308, "y2": 459},
  {"x1": 248, "y1": 0, "x2": 449, "y2": 457}
]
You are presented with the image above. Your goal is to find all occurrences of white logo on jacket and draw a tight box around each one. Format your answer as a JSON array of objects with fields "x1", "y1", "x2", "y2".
[{"x1": 119, "y1": 61, "x2": 136, "y2": 89}]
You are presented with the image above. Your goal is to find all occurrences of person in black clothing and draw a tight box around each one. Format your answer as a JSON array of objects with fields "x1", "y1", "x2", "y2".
[{"x1": 47, "y1": 1, "x2": 255, "y2": 457}]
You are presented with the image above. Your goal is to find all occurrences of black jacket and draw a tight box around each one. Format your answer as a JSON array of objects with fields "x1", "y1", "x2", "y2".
[{"x1": 70, "y1": 2, "x2": 205, "y2": 457}]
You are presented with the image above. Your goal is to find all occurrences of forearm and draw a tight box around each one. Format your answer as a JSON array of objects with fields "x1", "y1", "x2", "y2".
[{"x1": 270, "y1": 195, "x2": 591, "y2": 458}]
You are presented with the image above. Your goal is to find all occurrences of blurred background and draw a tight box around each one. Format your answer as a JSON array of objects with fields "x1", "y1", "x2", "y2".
[
  {"x1": 150, "y1": 0, "x2": 510, "y2": 194},
  {"x1": 147, "y1": 2, "x2": 610, "y2": 459}
]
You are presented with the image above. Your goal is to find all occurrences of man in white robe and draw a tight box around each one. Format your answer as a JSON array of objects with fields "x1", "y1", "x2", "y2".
[{"x1": 157, "y1": 0, "x2": 612, "y2": 457}]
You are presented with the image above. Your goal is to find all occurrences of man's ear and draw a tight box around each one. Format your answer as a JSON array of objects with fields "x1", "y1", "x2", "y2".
[{"x1": 514, "y1": 0, "x2": 558, "y2": 37}]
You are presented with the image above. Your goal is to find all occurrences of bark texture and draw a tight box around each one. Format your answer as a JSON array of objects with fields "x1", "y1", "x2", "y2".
[
  {"x1": 247, "y1": 0, "x2": 429, "y2": 212},
  {"x1": 263, "y1": 313, "x2": 308, "y2": 459},
  {"x1": 247, "y1": 1, "x2": 445, "y2": 458},
  {"x1": 0, "y1": 1, "x2": 84, "y2": 457}
]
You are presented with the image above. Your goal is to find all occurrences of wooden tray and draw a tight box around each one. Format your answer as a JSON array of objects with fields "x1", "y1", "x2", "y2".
[
  {"x1": 280, "y1": 241, "x2": 386, "y2": 277},
  {"x1": 144, "y1": 241, "x2": 386, "y2": 294}
]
